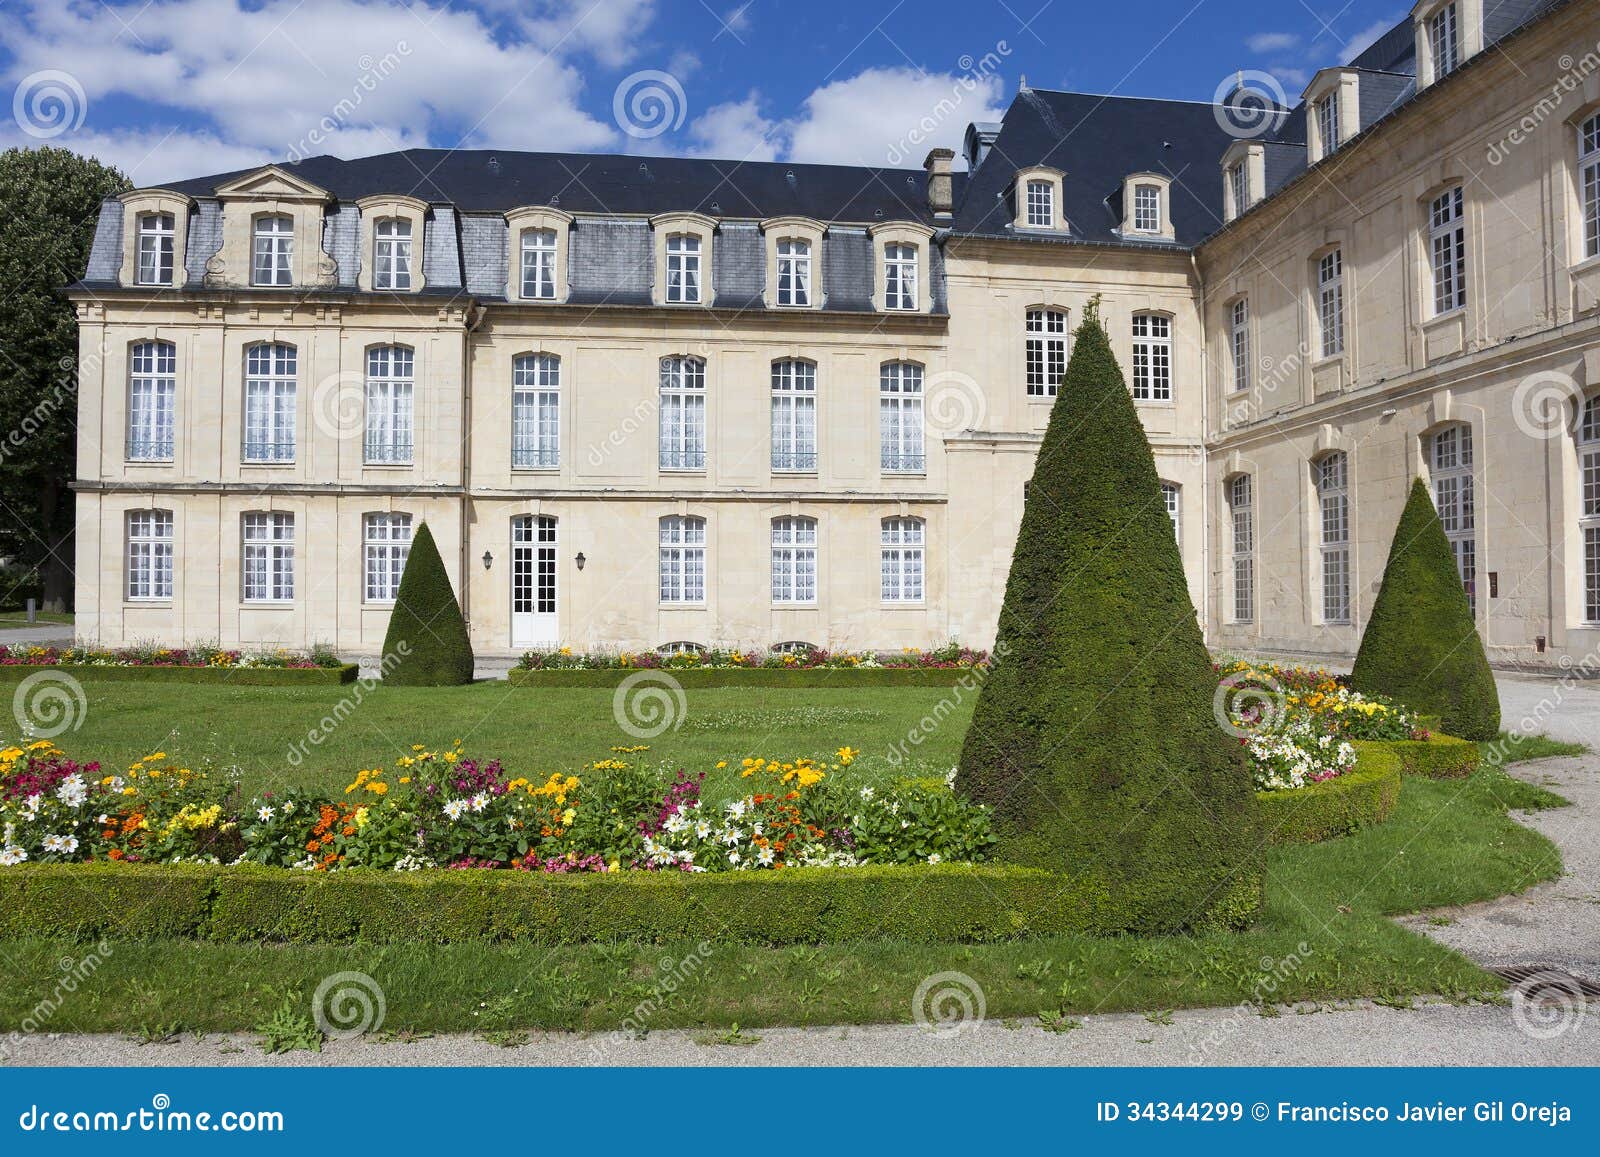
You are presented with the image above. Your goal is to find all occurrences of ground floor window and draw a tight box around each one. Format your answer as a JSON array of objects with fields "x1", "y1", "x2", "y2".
[
  {"x1": 659, "y1": 515, "x2": 707, "y2": 604},
  {"x1": 771, "y1": 516, "x2": 818, "y2": 604},
  {"x1": 126, "y1": 509, "x2": 173, "y2": 600},
  {"x1": 242, "y1": 512, "x2": 294, "y2": 602},
  {"x1": 363, "y1": 513, "x2": 412, "y2": 603},
  {"x1": 880, "y1": 517, "x2": 924, "y2": 602}
]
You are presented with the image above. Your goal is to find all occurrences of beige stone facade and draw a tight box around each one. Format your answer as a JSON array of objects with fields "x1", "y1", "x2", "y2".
[{"x1": 69, "y1": 0, "x2": 1600, "y2": 669}]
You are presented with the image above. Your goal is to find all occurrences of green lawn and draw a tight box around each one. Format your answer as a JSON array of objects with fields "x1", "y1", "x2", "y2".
[
  {"x1": 0, "y1": 676, "x2": 968, "y2": 801},
  {"x1": 0, "y1": 610, "x2": 73, "y2": 628}
]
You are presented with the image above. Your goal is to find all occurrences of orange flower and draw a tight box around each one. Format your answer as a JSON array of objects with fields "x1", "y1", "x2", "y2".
[{"x1": 107, "y1": 848, "x2": 124, "y2": 861}]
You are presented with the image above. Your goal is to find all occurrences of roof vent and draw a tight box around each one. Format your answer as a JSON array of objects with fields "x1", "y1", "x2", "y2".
[
  {"x1": 963, "y1": 121, "x2": 1002, "y2": 171},
  {"x1": 785, "y1": 170, "x2": 796, "y2": 184},
  {"x1": 709, "y1": 201, "x2": 721, "y2": 213},
  {"x1": 486, "y1": 156, "x2": 500, "y2": 174},
  {"x1": 639, "y1": 161, "x2": 649, "y2": 173},
  {"x1": 550, "y1": 194, "x2": 560, "y2": 206},
  {"x1": 874, "y1": 209, "x2": 884, "y2": 219}
]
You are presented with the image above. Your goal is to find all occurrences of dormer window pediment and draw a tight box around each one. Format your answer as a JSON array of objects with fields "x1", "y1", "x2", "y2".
[
  {"x1": 1118, "y1": 172, "x2": 1174, "y2": 240},
  {"x1": 761, "y1": 216, "x2": 826, "y2": 309},
  {"x1": 1011, "y1": 165, "x2": 1067, "y2": 232},
  {"x1": 650, "y1": 212, "x2": 717, "y2": 306},
  {"x1": 1303, "y1": 68, "x2": 1360, "y2": 163},
  {"x1": 505, "y1": 205, "x2": 573, "y2": 303},
  {"x1": 356, "y1": 194, "x2": 429, "y2": 294},
  {"x1": 205, "y1": 165, "x2": 336, "y2": 290},
  {"x1": 1221, "y1": 141, "x2": 1265, "y2": 222},
  {"x1": 117, "y1": 189, "x2": 193, "y2": 289},
  {"x1": 1412, "y1": 0, "x2": 1482, "y2": 89}
]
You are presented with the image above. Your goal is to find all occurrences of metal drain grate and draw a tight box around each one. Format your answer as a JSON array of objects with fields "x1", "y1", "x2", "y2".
[{"x1": 1490, "y1": 964, "x2": 1600, "y2": 999}]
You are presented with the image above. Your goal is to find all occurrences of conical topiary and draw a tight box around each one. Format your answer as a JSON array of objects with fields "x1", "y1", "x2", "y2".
[
  {"x1": 380, "y1": 520, "x2": 475, "y2": 686},
  {"x1": 1350, "y1": 477, "x2": 1499, "y2": 740},
  {"x1": 956, "y1": 304, "x2": 1261, "y2": 933}
]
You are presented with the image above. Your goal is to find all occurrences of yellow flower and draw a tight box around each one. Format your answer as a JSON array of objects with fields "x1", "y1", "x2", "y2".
[{"x1": 837, "y1": 746, "x2": 858, "y2": 765}]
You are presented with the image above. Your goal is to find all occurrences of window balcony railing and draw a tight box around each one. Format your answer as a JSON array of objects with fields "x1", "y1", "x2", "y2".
[
  {"x1": 126, "y1": 438, "x2": 174, "y2": 462},
  {"x1": 660, "y1": 449, "x2": 706, "y2": 471},
  {"x1": 242, "y1": 441, "x2": 296, "y2": 463},
  {"x1": 365, "y1": 438, "x2": 414, "y2": 465},
  {"x1": 881, "y1": 452, "x2": 926, "y2": 473},
  {"x1": 512, "y1": 444, "x2": 559, "y2": 469},
  {"x1": 772, "y1": 449, "x2": 818, "y2": 472}
]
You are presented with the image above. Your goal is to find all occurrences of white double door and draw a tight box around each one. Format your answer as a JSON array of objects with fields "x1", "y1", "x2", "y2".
[{"x1": 510, "y1": 515, "x2": 558, "y2": 647}]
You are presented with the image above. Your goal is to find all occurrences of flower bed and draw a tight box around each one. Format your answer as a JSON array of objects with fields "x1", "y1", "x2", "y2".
[
  {"x1": 1253, "y1": 743, "x2": 1402, "y2": 845},
  {"x1": 516, "y1": 643, "x2": 989, "y2": 671},
  {"x1": 508, "y1": 667, "x2": 981, "y2": 688},
  {"x1": 0, "y1": 644, "x2": 356, "y2": 685}
]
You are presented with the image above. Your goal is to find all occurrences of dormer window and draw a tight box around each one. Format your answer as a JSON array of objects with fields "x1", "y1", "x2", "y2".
[
  {"x1": 136, "y1": 213, "x2": 175, "y2": 285},
  {"x1": 1228, "y1": 163, "x2": 1248, "y2": 217},
  {"x1": 252, "y1": 215, "x2": 293, "y2": 286},
  {"x1": 373, "y1": 218, "x2": 412, "y2": 290},
  {"x1": 1025, "y1": 180, "x2": 1054, "y2": 228},
  {"x1": 1429, "y1": 3, "x2": 1459, "y2": 77},
  {"x1": 1134, "y1": 185, "x2": 1161, "y2": 232},
  {"x1": 884, "y1": 243, "x2": 917, "y2": 311},
  {"x1": 1415, "y1": 0, "x2": 1479, "y2": 88},
  {"x1": 1222, "y1": 144, "x2": 1263, "y2": 222},
  {"x1": 1316, "y1": 96, "x2": 1339, "y2": 158},
  {"x1": 522, "y1": 228, "x2": 557, "y2": 299},
  {"x1": 666, "y1": 234, "x2": 702, "y2": 303},
  {"x1": 776, "y1": 238, "x2": 812, "y2": 306}
]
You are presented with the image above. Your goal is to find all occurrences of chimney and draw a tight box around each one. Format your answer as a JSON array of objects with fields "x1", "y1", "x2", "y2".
[{"x1": 924, "y1": 148, "x2": 954, "y2": 216}]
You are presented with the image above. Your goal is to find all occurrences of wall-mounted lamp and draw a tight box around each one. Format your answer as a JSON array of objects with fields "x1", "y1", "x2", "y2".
[
  {"x1": 575, "y1": 552, "x2": 587, "y2": 571},
  {"x1": 482, "y1": 550, "x2": 494, "y2": 571}
]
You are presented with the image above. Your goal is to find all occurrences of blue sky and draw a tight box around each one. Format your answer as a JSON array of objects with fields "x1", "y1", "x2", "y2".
[{"x1": 0, "y1": 0, "x2": 1407, "y2": 185}]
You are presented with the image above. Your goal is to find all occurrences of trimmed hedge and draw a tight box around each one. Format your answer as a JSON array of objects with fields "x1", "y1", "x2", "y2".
[
  {"x1": 0, "y1": 663, "x2": 358, "y2": 686},
  {"x1": 382, "y1": 521, "x2": 474, "y2": 686},
  {"x1": 0, "y1": 860, "x2": 1229, "y2": 945},
  {"x1": 1379, "y1": 732, "x2": 1481, "y2": 779},
  {"x1": 508, "y1": 667, "x2": 986, "y2": 689},
  {"x1": 1254, "y1": 744, "x2": 1402, "y2": 846}
]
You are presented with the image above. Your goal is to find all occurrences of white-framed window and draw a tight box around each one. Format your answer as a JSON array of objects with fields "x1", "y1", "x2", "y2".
[
  {"x1": 771, "y1": 359, "x2": 817, "y2": 472},
  {"x1": 771, "y1": 516, "x2": 818, "y2": 605},
  {"x1": 251, "y1": 214, "x2": 293, "y2": 286},
  {"x1": 880, "y1": 517, "x2": 925, "y2": 603},
  {"x1": 1025, "y1": 307, "x2": 1068, "y2": 397},
  {"x1": 241, "y1": 512, "x2": 294, "y2": 602},
  {"x1": 1429, "y1": 2, "x2": 1459, "y2": 79},
  {"x1": 520, "y1": 228, "x2": 557, "y2": 299},
  {"x1": 1316, "y1": 95, "x2": 1340, "y2": 158},
  {"x1": 512, "y1": 353, "x2": 560, "y2": 469},
  {"x1": 884, "y1": 243, "x2": 917, "y2": 311},
  {"x1": 879, "y1": 361, "x2": 925, "y2": 473},
  {"x1": 665, "y1": 234, "x2": 701, "y2": 303},
  {"x1": 776, "y1": 238, "x2": 812, "y2": 307},
  {"x1": 1318, "y1": 249, "x2": 1345, "y2": 358},
  {"x1": 1229, "y1": 298, "x2": 1250, "y2": 394},
  {"x1": 1133, "y1": 184, "x2": 1161, "y2": 232},
  {"x1": 242, "y1": 343, "x2": 296, "y2": 463},
  {"x1": 373, "y1": 218, "x2": 412, "y2": 290},
  {"x1": 1430, "y1": 186, "x2": 1467, "y2": 315},
  {"x1": 1317, "y1": 453, "x2": 1351, "y2": 624},
  {"x1": 1581, "y1": 396, "x2": 1600, "y2": 622},
  {"x1": 1160, "y1": 482, "x2": 1180, "y2": 547},
  {"x1": 363, "y1": 512, "x2": 412, "y2": 603},
  {"x1": 136, "y1": 212, "x2": 175, "y2": 285},
  {"x1": 658, "y1": 515, "x2": 706, "y2": 604},
  {"x1": 1230, "y1": 474, "x2": 1254, "y2": 623},
  {"x1": 1431, "y1": 424, "x2": 1477, "y2": 613},
  {"x1": 127, "y1": 340, "x2": 175, "y2": 461},
  {"x1": 1228, "y1": 162, "x2": 1248, "y2": 216},
  {"x1": 365, "y1": 345, "x2": 414, "y2": 465},
  {"x1": 659, "y1": 355, "x2": 707, "y2": 470},
  {"x1": 1581, "y1": 113, "x2": 1600, "y2": 261},
  {"x1": 125, "y1": 509, "x2": 173, "y2": 601},
  {"x1": 1025, "y1": 180, "x2": 1054, "y2": 228},
  {"x1": 1131, "y1": 313, "x2": 1173, "y2": 402}
]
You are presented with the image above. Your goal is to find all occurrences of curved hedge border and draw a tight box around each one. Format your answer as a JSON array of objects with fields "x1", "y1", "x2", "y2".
[
  {"x1": 1380, "y1": 733, "x2": 1481, "y2": 779},
  {"x1": 507, "y1": 667, "x2": 986, "y2": 689},
  {"x1": 1254, "y1": 743, "x2": 1402, "y2": 846},
  {"x1": 0, "y1": 663, "x2": 358, "y2": 686},
  {"x1": 0, "y1": 858, "x2": 1256, "y2": 945}
]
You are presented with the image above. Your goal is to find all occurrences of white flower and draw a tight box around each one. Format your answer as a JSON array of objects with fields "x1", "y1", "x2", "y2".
[
  {"x1": 727, "y1": 850, "x2": 741, "y2": 865},
  {"x1": 469, "y1": 792, "x2": 489, "y2": 813},
  {"x1": 722, "y1": 828, "x2": 742, "y2": 846},
  {"x1": 22, "y1": 794, "x2": 42, "y2": 820},
  {"x1": 859, "y1": 786, "x2": 875, "y2": 800},
  {"x1": 726, "y1": 799, "x2": 747, "y2": 820},
  {"x1": 900, "y1": 819, "x2": 910, "y2": 829},
  {"x1": 944, "y1": 768, "x2": 958, "y2": 789},
  {"x1": 443, "y1": 799, "x2": 468, "y2": 821},
  {"x1": 927, "y1": 853, "x2": 942, "y2": 864},
  {"x1": 256, "y1": 806, "x2": 276, "y2": 822},
  {"x1": 55, "y1": 775, "x2": 87, "y2": 808},
  {"x1": 751, "y1": 822, "x2": 764, "y2": 837},
  {"x1": 283, "y1": 800, "x2": 297, "y2": 815},
  {"x1": 0, "y1": 845, "x2": 29, "y2": 866},
  {"x1": 757, "y1": 846, "x2": 775, "y2": 866},
  {"x1": 694, "y1": 821, "x2": 712, "y2": 839},
  {"x1": 42, "y1": 834, "x2": 78, "y2": 855}
]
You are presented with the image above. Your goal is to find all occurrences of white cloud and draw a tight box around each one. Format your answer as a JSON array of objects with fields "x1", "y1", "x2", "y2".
[
  {"x1": 784, "y1": 67, "x2": 1007, "y2": 168},
  {"x1": 687, "y1": 96, "x2": 779, "y2": 161},
  {"x1": 499, "y1": 0, "x2": 658, "y2": 70},
  {"x1": 1247, "y1": 32, "x2": 1301, "y2": 54},
  {"x1": 1340, "y1": 16, "x2": 1402, "y2": 63},
  {"x1": 722, "y1": 4, "x2": 755, "y2": 36},
  {"x1": 1272, "y1": 67, "x2": 1311, "y2": 90}
]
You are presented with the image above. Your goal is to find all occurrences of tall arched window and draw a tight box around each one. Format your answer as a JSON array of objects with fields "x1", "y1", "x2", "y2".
[
  {"x1": 521, "y1": 228, "x2": 558, "y2": 299},
  {"x1": 1229, "y1": 298, "x2": 1250, "y2": 394},
  {"x1": 1579, "y1": 396, "x2": 1600, "y2": 623},
  {"x1": 659, "y1": 515, "x2": 707, "y2": 604},
  {"x1": 1131, "y1": 313, "x2": 1172, "y2": 401},
  {"x1": 771, "y1": 516, "x2": 818, "y2": 605},
  {"x1": 252, "y1": 214, "x2": 293, "y2": 286},
  {"x1": 1025, "y1": 308, "x2": 1067, "y2": 397},
  {"x1": 879, "y1": 362, "x2": 924, "y2": 473},
  {"x1": 135, "y1": 213, "x2": 175, "y2": 285},
  {"x1": 771, "y1": 359, "x2": 817, "y2": 472},
  {"x1": 1228, "y1": 474, "x2": 1254, "y2": 623},
  {"x1": 776, "y1": 238, "x2": 811, "y2": 306},
  {"x1": 243, "y1": 343, "x2": 297, "y2": 463},
  {"x1": 1431, "y1": 424, "x2": 1476, "y2": 613},
  {"x1": 659, "y1": 356, "x2": 706, "y2": 470},
  {"x1": 127, "y1": 340, "x2": 176, "y2": 461},
  {"x1": 1317, "y1": 452, "x2": 1351, "y2": 624},
  {"x1": 512, "y1": 354, "x2": 560, "y2": 468},
  {"x1": 365, "y1": 345, "x2": 414, "y2": 464},
  {"x1": 373, "y1": 218, "x2": 413, "y2": 290},
  {"x1": 1160, "y1": 481, "x2": 1180, "y2": 547},
  {"x1": 665, "y1": 234, "x2": 702, "y2": 302},
  {"x1": 880, "y1": 517, "x2": 925, "y2": 603},
  {"x1": 1581, "y1": 113, "x2": 1600, "y2": 261}
]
